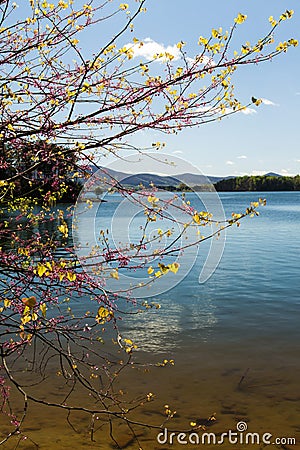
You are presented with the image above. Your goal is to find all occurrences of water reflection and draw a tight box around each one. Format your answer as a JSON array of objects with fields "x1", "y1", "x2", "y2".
[{"x1": 118, "y1": 294, "x2": 218, "y2": 352}]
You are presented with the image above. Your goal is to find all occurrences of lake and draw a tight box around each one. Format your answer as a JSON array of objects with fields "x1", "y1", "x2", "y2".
[
  {"x1": 103, "y1": 191, "x2": 300, "y2": 449},
  {"x1": 1, "y1": 191, "x2": 300, "y2": 449},
  {"x1": 74, "y1": 190, "x2": 300, "y2": 357}
]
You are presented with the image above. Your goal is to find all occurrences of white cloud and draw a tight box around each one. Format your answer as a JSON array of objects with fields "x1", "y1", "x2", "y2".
[
  {"x1": 261, "y1": 98, "x2": 278, "y2": 106},
  {"x1": 237, "y1": 155, "x2": 247, "y2": 159},
  {"x1": 226, "y1": 160, "x2": 235, "y2": 165},
  {"x1": 241, "y1": 107, "x2": 257, "y2": 115},
  {"x1": 280, "y1": 169, "x2": 296, "y2": 176},
  {"x1": 173, "y1": 150, "x2": 183, "y2": 155},
  {"x1": 124, "y1": 38, "x2": 216, "y2": 68},
  {"x1": 125, "y1": 38, "x2": 182, "y2": 62}
]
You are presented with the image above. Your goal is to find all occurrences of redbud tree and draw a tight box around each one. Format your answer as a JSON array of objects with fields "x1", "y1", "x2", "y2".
[{"x1": 0, "y1": 0, "x2": 297, "y2": 447}]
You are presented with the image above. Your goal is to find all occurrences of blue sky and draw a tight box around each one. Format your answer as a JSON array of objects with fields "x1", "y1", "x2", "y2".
[
  {"x1": 12, "y1": 0, "x2": 300, "y2": 177},
  {"x1": 117, "y1": 0, "x2": 300, "y2": 176}
]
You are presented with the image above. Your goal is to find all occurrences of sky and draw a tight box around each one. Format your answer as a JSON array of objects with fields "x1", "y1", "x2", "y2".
[
  {"x1": 11, "y1": 0, "x2": 300, "y2": 177},
  {"x1": 110, "y1": 0, "x2": 300, "y2": 177},
  {"x1": 96, "y1": 0, "x2": 300, "y2": 176}
]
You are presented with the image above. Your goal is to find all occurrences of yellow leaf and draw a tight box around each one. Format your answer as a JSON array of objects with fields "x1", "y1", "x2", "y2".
[
  {"x1": 147, "y1": 266, "x2": 154, "y2": 275},
  {"x1": 158, "y1": 263, "x2": 169, "y2": 274},
  {"x1": 58, "y1": 0, "x2": 68, "y2": 7},
  {"x1": 23, "y1": 306, "x2": 30, "y2": 315},
  {"x1": 169, "y1": 262, "x2": 180, "y2": 274},
  {"x1": 212, "y1": 29, "x2": 220, "y2": 38},
  {"x1": 36, "y1": 263, "x2": 47, "y2": 277},
  {"x1": 97, "y1": 306, "x2": 110, "y2": 318},
  {"x1": 147, "y1": 392, "x2": 154, "y2": 401},
  {"x1": 58, "y1": 272, "x2": 65, "y2": 281},
  {"x1": 76, "y1": 142, "x2": 85, "y2": 150},
  {"x1": 18, "y1": 247, "x2": 30, "y2": 256},
  {"x1": 147, "y1": 195, "x2": 159, "y2": 203},
  {"x1": 198, "y1": 36, "x2": 208, "y2": 46},
  {"x1": 4, "y1": 298, "x2": 11, "y2": 308},
  {"x1": 21, "y1": 315, "x2": 31, "y2": 325},
  {"x1": 269, "y1": 16, "x2": 277, "y2": 27},
  {"x1": 45, "y1": 261, "x2": 53, "y2": 271},
  {"x1": 288, "y1": 39, "x2": 298, "y2": 47},
  {"x1": 234, "y1": 13, "x2": 247, "y2": 24},
  {"x1": 119, "y1": 3, "x2": 128, "y2": 10},
  {"x1": 123, "y1": 338, "x2": 138, "y2": 353},
  {"x1": 276, "y1": 42, "x2": 288, "y2": 52},
  {"x1": 252, "y1": 97, "x2": 262, "y2": 106},
  {"x1": 58, "y1": 223, "x2": 68, "y2": 237},
  {"x1": 40, "y1": 303, "x2": 47, "y2": 317},
  {"x1": 193, "y1": 213, "x2": 201, "y2": 224},
  {"x1": 110, "y1": 269, "x2": 119, "y2": 280},
  {"x1": 175, "y1": 67, "x2": 183, "y2": 77},
  {"x1": 176, "y1": 41, "x2": 185, "y2": 49},
  {"x1": 67, "y1": 271, "x2": 76, "y2": 282},
  {"x1": 96, "y1": 306, "x2": 113, "y2": 323}
]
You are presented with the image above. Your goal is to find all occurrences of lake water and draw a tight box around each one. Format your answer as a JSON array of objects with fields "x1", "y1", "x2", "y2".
[
  {"x1": 1, "y1": 192, "x2": 300, "y2": 449},
  {"x1": 130, "y1": 190, "x2": 300, "y2": 355},
  {"x1": 74, "y1": 191, "x2": 300, "y2": 357}
]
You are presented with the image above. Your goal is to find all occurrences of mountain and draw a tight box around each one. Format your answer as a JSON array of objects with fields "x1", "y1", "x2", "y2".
[
  {"x1": 82, "y1": 166, "x2": 285, "y2": 189},
  {"x1": 264, "y1": 172, "x2": 282, "y2": 177},
  {"x1": 85, "y1": 166, "x2": 225, "y2": 187}
]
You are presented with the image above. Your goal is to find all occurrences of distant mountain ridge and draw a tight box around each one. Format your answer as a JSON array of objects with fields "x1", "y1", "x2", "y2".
[
  {"x1": 264, "y1": 172, "x2": 282, "y2": 177},
  {"x1": 87, "y1": 166, "x2": 283, "y2": 187},
  {"x1": 88, "y1": 166, "x2": 231, "y2": 187}
]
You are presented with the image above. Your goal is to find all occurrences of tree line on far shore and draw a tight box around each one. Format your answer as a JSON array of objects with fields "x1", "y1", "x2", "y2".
[
  {"x1": 155, "y1": 176, "x2": 300, "y2": 192},
  {"x1": 213, "y1": 175, "x2": 300, "y2": 191}
]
